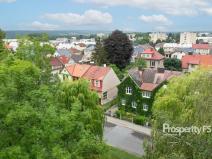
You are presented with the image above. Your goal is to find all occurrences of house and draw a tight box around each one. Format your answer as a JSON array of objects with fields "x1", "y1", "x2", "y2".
[
  {"x1": 181, "y1": 55, "x2": 212, "y2": 72},
  {"x1": 117, "y1": 68, "x2": 182, "y2": 115},
  {"x1": 171, "y1": 51, "x2": 186, "y2": 60},
  {"x1": 60, "y1": 64, "x2": 121, "y2": 105},
  {"x1": 50, "y1": 55, "x2": 71, "y2": 75},
  {"x1": 139, "y1": 48, "x2": 164, "y2": 68},
  {"x1": 192, "y1": 44, "x2": 212, "y2": 55},
  {"x1": 81, "y1": 44, "x2": 95, "y2": 63},
  {"x1": 54, "y1": 49, "x2": 72, "y2": 57}
]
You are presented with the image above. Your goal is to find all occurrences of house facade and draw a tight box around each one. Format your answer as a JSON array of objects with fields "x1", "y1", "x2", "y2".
[
  {"x1": 139, "y1": 48, "x2": 164, "y2": 68},
  {"x1": 182, "y1": 55, "x2": 212, "y2": 72},
  {"x1": 60, "y1": 64, "x2": 120, "y2": 105},
  {"x1": 192, "y1": 44, "x2": 212, "y2": 55},
  {"x1": 117, "y1": 68, "x2": 182, "y2": 116}
]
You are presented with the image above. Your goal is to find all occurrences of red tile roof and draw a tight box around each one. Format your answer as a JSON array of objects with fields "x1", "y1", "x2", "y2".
[
  {"x1": 192, "y1": 44, "x2": 211, "y2": 49},
  {"x1": 182, "y1": 55, "x2": 212, "y2": 69},
  {"x1": 51, "y1": 57, "x2": 62, "y2": 67},
  {"x1": 66, "y1": 64, "x2": 91, "y2": 78},
  {"x1": 143, "y1": 48, "x2": 164, "y2": 60},
  {"x1": 143, "y1": 48, "x2": 155, "y2": 54},
  {"x1": 58, "y1": 55, "x2": 70, "y2": 65},
  {"x1": 83, "y1": 66, "x2": 111, "y2": 80},
  {"x1": 141, "y1": 83, "x2": 158, "y2": 91}
]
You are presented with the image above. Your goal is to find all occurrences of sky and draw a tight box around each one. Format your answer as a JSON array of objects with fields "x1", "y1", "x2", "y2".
[{"x1": 1, "y1": 0, "x2": 212, "y2": 32}]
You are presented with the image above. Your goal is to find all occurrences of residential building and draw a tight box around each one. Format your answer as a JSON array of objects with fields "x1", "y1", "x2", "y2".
[
  {"x1": 197, "y1": 36, "x2": 212, "y2": 44},
  {"x1": 192, "y1": 44, "x2": 212, "y2": 55},
  {"x1": 139, "y1": 48, "x2": 164, "y2": 68},
  {"x1": 180, "y1": 32, "x2": 197, "y2": 44},
  {"x1": 132, "y1": 44, "x2": 153, "y2": 62},
  {"x1": 149, "y1": 32, "x2": 168, "y2": 43},
  {"x1": 61, "y1": 64, "x2": 121, "y2": 105},
  {"x1": 181, "y1": 55, "x2": 212, "y2": 72},
  {"x1": 117, "y1": 68, "x2": 182, "y2": 115}
]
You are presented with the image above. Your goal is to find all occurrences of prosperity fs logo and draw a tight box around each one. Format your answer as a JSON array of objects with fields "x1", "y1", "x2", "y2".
[{"x1": 163, "y1": 123, "x2": 211, "y2": 136}]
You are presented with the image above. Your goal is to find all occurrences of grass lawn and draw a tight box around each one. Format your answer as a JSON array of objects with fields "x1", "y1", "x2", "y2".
[{"x1": 103, "y1": 146, "x2": 142, "y2": 159}]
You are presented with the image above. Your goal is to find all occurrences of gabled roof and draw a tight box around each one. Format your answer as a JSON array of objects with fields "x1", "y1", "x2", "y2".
[
  {"x1": 66, "y1": 64, "x2": 91, "y2": 77},
  {"x1": 51, "y1": 57, "x2": 62, "y2": 66},
  {"x1": 65, "y1": 64, "x2": 111, "y2": 80},
  {"x1": 181, "y1": 55, "x2": 212, "y2": 69},
  {"x1": 142, "y1": 48, "x2": 164, "y2": 60},
  {"x1": 70, "y1": 54, "x2": 83, "y2": 63},
  {"x1": 128, "y1": 68, "x2": 182, "y2": 91},
  {"x1": 82, "y1": 65, "x2": 111, "y2": 80},
  {"x1": 58, "y1": 55, "x2": 70, "y2": 65}
]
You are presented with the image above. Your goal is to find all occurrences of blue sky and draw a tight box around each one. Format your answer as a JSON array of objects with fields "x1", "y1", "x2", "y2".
[{"x1": 1, "y1": 0, "x2": 212, "y2": 32}]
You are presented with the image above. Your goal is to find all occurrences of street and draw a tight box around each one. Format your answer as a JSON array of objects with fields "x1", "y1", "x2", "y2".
[{"x1": 104, "y1": 121, "x2": 151, "y2": 156}]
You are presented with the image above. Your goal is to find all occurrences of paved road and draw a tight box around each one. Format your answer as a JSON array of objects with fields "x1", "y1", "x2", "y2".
[
  {"x1": 106, "y1": 116, "x2": 151, "y2": 136},
  {"x1": 104, "y1": 121, "x2": 151, "y2": 156}
]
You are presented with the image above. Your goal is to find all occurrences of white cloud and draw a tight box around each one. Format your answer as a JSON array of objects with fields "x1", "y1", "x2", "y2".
[
  {"x1": 201, "y1": 8, "x2": 212, "y2": 15},
  {"x1": 154, "y1": 26, "x2": 168, "y2": 32},
  {"x1": 75, "y1": 0, "x2": 212, "y2": 16},
  {"x1": 0, "y1": 0, "x2": 16, "y2": 3},
  {"x1": 43, "y1": 10, "x2": 112, "y2": 26},
  {"x1": 30, "y1": 21, "x2": 59, "y2": 30},
  {"x1": 139, "y1": 14, "x2": 172, "y2": 25}
]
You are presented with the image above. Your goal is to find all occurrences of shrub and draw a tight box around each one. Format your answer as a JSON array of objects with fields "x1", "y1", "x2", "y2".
[{"x1": 133, "y1": 115, "x2": 146, "y2": 125}]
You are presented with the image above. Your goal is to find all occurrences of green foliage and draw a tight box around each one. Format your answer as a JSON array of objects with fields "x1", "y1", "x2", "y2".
[
  {"x1": 134, "y1": 33, "x2": 150, "y2": 45},
  {"x1": 133, "y1": 115, "x2": 146, "y2": 125},
  {"x1": 125, "y1": 59, "x2": 147, "y2": 71},
  {"x1": 145, "y1": 69, "x2": 212, "y2": 159},
  {"x1": 92, "y1": 37, "x2": 108, "y2": 66},
  {"x1": 158, "y1": 47, "x2": 164, "y2": 55},
  {"x1": 109, "y1": 64, "x2": 124, "y2": 80},
  {"x1": 164, "y1": 58, "x2": 181, "y2": 71},
  {"x1": 104, "y1": 30, "x2": 133, "y2": 69}
]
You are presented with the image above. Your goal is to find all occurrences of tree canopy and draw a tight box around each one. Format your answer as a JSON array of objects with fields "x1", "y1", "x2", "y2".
[
  {"x1": 164, "y1": 58, "x2": 181, "y2": 71},
  {"x1": 145, "y1": 69, "x2": 212, "y2": 158},
  {"x1": 104, "y1": 30, "x2": 133, "y2": 69}
]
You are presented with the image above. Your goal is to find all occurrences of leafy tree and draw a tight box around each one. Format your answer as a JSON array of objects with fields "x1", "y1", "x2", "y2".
[
  {"x1": 145, "y1": 69, "x2": 212, "y2": 159},
  {"x1": 0, "y1": 59, "x2": 107, "y2": 159},
  {"x1": 104, "y1": 30, "x2": 133, "y2": 69},
  {"x1": 164, "y1": 58, "x2": 181, "y2": 71},
  {"x1": 0, "y1": 29, "x2": 7, "y2": 60},
  {"x1": 109, "y1": 64, "x2": 124, "y2": 80},
  {"x1": 92, "y1": 37, "x2": 108, "y2": 66},
  {"x1": 125, "y1": 58, "x2": 147, "y2": 71},
  {"x1": 158, "y1": 47, "x2": 165, "y2": 55}
]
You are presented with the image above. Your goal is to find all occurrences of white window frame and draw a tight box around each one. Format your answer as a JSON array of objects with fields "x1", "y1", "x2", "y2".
[
  {"x1": 131, "y1": 101, "x2": 137, "y2": 109},
  {"x1": 94, "y1": 80, "x2": 100, "y2": 87},
  {"x1": 142, "y1": 91, "x2": 151, "y2": 98},
  {"x1": 126, "y1": 87, "x2": 132, "y2": 95},
  {"x1": 121, "y1": 99, "x2": 126, "y2": 106},
  {"x1": 150, "y1": 61, "x2": 155, "y2": 67},
  {"x1": 143, "y1": 104, "x2": 148, "y2": 111}
]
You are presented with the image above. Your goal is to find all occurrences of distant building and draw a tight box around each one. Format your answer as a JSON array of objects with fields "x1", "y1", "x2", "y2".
[
  {"x1": 192, "y1": 44, "x2": 212, "y2": 55},
  {"x1": 180, "y1": 32, "x2": 197, "y2": 44},
  {"x1": 181, "y1": 55, "x2": 212, "y2": 72},
  {"x1": 149, "y1": 32, "x2": 168, "y2": 43},
  {"x1": 197, "y1": 36, "x2": 212, "y2": 44}
]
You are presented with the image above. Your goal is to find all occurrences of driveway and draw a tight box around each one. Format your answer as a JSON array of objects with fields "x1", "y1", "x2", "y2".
[{"x1": 104, "y1": 122, "x2": 151, "y2": 156}]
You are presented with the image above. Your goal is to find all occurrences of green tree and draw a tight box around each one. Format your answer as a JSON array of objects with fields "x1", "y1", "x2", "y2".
[
  {"x1": 164, "y1": 58, "x2": 181, "y2": 71},
  {"x1": 104, "y1": 30, "x2": 133, "y2": 69},
  {"x1": 92, "y1": 37, "x2": 108, "y2": 66},
  {"x1": 145, "y1": 69, "x2": 212, "y2": 159},
  {"x1": 109, "y1": 64, "x2": 124, "y2": 80},
  {"x1": 125, "y1": 58, "x2": 147, "y2": 71},
  {"x1": 0, "y1": 29, "x2": 7, "y2": 60},
  {"x1": 158, "y1": 47, "x2": 165, "y2": 55},
  {"x1": 0, "y1": 59, "x2": 107, "y2": 159}
]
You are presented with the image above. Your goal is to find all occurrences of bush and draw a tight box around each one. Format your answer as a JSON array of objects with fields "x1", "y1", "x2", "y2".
[{"x1": 133, "y1": 115, "x2": 146, "y2": 125}]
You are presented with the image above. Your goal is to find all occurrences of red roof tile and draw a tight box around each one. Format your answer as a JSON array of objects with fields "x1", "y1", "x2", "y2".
[
  {"x1": 51, "y1": 57, "x2": 62, "y2": 66},
  {"x1": 141, "y1": 83, "x2": 158, "y2": 91},
  {"x1": 58, "y1": 55, "x2": 70, "y2": 65},
  {"x1": 83, "y1": 66, "x2": 110, "y2": 80},
  {"x1": 66, "y1": 64, "x2": 91, "y2": 78},
  {"x1": 182, "y1": 55, "x2": 212, "y2": 69},
  {"x1": 143, "y1": 48, "x2": 155, "y2": 54},
  {"x1": 192, "y1": 44, "x2": 211, "y2": 49}
]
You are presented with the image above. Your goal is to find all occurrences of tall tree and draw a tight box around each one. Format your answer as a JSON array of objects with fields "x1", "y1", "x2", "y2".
[
  {"x1": 144, "y1": 69, "x2": 212, "y2": 159},
  {"x1": 158, "y1": 47, "x2": 165, "y2": 55},
  {"x1": 104, "y1": 30, "x2": 133, "y2": 69},
  {"x1": 164, "y1": 58, "x2": 181, "y2": 71},
  {"x1": 0, "y1": 29, "x2": 7, "y2": 60},
  {"x1": 92, "y1": 37, "x2": 108, "y2": 66}
]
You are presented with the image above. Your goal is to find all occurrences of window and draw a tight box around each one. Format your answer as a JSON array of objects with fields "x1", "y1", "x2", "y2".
[
  {"x1": 143, "y1": 104, "x2": 148, "y2": 111},
  {"x1": 142, "y1": 91, "x2": 151, "y2": 98},
  {"x1": 94, "y1": 80, "x2": 100, "y2": 87},
  {"x1": 121, "y1": 99, "x2": 126, "y2": 106},
  {"x1": 103, "y1": 92, "x2": 107, "y2": 100},
  {"x1": 131, "y1": 101, "x2": 137, "y2": 109},
  {"x1": 150, "y1": 61, "x2": 155, "y2": 67},
  {"x1": 126, "y1": 87, "x2": 132, "y2": 95}
]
